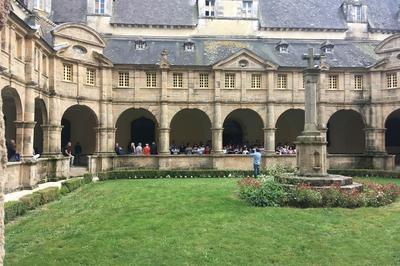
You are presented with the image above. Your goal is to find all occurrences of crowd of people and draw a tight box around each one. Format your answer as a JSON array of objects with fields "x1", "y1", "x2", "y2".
[
  {"x1": 275, "y1": 143, "x2": 297, "y2": 155},
  {"x1": 115, "y1": 142, "x2": 158, "y2": 156}
]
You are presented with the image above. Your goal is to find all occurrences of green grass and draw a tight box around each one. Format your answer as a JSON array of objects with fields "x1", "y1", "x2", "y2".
[{"x1": 5, "y1": 178, "x2": 400, "y2": 265}]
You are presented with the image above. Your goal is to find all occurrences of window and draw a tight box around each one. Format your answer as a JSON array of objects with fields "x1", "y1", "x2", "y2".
[
  {"x1": 354, "y1": 5, "x2": 362, "y2": 22},
  {"x1": 95, "y1": 0, "x2": 105, "y2": 14},
  {"x1": 205, "y1": 0, "x2": 215, "y2": 17},
  {"x1": 225, "y1": 73, "x2": 235, "y2": 88},
  {"x1": 277, "y1": 74, "x2": 287, "y2": 89},
  {"x1": 63, "y1": 64, "x2": 73, "y2": 82},
  {"x1": 328, "y1": 75, "x2": 339, "y2": 90},
  {"x1": 199, "y1": 73, "x2": 209, "y2": 88},
  {"x1": 15, "y1": 34, "x2": 23, "y2": 60},
  {"x1": 33, "y1": 0, "x2": 43, "y2": 9},
  {"x1": 279, "y1": 46, "x2": 288, "y2": 53},
  {"x1": 35, "y1": 48, "x2": 40, "y2": 70},
  {"x1": 173, "y1": 73, "x2": 183, "y2": 88},
  {"x1": 354, "y1": 75, "x2": 363, "y2": 90},
  {"x1": 42, "y1": 54, "x2": 47, "y2": 75},
  {"x1": 118, "y1": 72, "x2": 130, "y2": 87},
  {"x1": 243, "y1": 1, "x2": 253, "y2": 17},
  {"x1": 251, "y1": 74, "x2": 261, "y2": 89},
  {"x1": 1, "y1": 28, "x2": 6, "y2": 51},
  {"x1": 387, "y1": 73, "x2": 398, "y2": 89},
  {"x1": 135, "y1": 41, "x2": 146, "y2": 50},
  {"x1": 184, "y1": 42, "x2": 194, "y2": 52},
  {"x1": 86, "y1": 68, "x2": 96, "y2": 85},
  {"x1": 146, "y1": 72, "x2": 157, "y2": 87}
]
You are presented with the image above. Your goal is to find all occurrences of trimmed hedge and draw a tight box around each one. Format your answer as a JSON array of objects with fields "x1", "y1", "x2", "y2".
[
  {"x1": 95, "y1": 170, "x2": 258, "y2": 181},
  {"x1": 328, "y1": 169, "x2": 400, "y2": 179},
  {"x1": 5, "y1": 201, "x2": 27, "y2": 223},
  {"x1": 20, "y1": 193, "x2": 42, "y2": 210},
  {"x1": 61, "y1": 179, "x2": 83, "y2": 193},
  {"x1": 36, "y1": 187, "x2": 60, "y2": 204},
  {"x1": 5, "y1": 177, "x2": 90, "y2": 223}
]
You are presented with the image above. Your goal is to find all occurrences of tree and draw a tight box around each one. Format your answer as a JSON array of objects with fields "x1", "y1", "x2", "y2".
[{"x1": 0, "y1": 0, "x2": 10, "y2": 264}]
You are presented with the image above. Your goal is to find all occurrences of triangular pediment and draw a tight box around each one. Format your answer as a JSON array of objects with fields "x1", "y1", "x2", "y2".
[{"x1": 213, "y1": 49, "x2": 277, "y2": 70}]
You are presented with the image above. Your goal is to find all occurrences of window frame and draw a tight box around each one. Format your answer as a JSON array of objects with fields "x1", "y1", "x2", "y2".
[
  {"x1": 354, "y1": 75, "x2": 363, "y2": 90},
  {"x1": 118, "y1": 72, "x2": 130, "y2": 87},
  {"x1": 387, "y1": 73, "x2": 398, "y2": 89},
  {"x1": 328, "y1": 75, "x2": 339, "y2": 90},
  {"x1": 199, "y1": 73, "x2": 209, "y2": 88},
  {"x1": 242, "y1": 0, "x2": 253, "y2": 17},
  {"x1": 86, "y1": 68, "x2": 96, "y2": 86},
  {"x1": 95, "y1": 0, "x2": 106, "y2": 14},
  {"x1": 277, "y1": 74, "x2": 288, "y2": 89},
  {"x1": 173, "y1": 73, "x2": 184, "y2": 88},
  {"x1": 225, "y1": 73, "x2": 236, "y2": 89},
  {"x1": 146, "y1": 72, "x2": 157, "y2": 88},
  {"x1": 63, "y1": 64, "x2": 73, "y2": 82},
  {"x1": 251, "y1": 74, "x2": 261, "y2": 89}
]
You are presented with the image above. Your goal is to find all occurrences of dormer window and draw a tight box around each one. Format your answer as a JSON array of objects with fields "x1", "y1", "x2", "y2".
[
  {"x1": 354, "y1": 5, "x2": 362, "y2": 22},
  {"x1": 184, "y1": 42, "x2": 195, "y2": 52},
  {"x1": 321, "y1": 41, "x2": 334, "y2": 54},
  {"x1": 95, "y1": 0, "x2": 105, "y2": 14},
  {"x1": 205, "y1": 0, "x2": 215, "y2": 17},
  {"x1": 243, "y1": 1, "x2": 253, "y2": 17},
  {"x1": 135, "y1": 40, "x2": 147, "y2": 50},
  {"x1": 276, "y1": 40, "x2": 289, "y2": 54}
]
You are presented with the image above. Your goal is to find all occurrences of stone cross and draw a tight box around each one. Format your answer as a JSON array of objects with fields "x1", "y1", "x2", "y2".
[
  {"x1": 302, "y1": 48, "x2": 321, "y2": 69},
  {"x1": 302, "y1": 48, "x2": 320, "y2": 132}
]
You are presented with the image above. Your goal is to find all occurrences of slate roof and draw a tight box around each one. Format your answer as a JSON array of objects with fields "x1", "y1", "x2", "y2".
[
  {"x1": 110, "y1": 0, "x2": 198, "y2": 26},
  {"x1": 104, "y1": 38, "x2": 380, "y2": 68},
  {"x1": 367, "y1": 0, "x2": 400, "y2": 31},
  {"x1": 259, "y1": 0, "x2": 348, "y2": 30},
  {"x1": 51, "y1": 0, "x2": 87, "y2": 24}
]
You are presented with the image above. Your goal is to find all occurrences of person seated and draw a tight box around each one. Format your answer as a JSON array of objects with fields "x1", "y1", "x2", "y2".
[
  {"x1": 150, "y1": 142, "x2": 158, "y2": 155},
  {"x1": 204, "y1": 145, "x2": 211, "y2": 155},
  {"x1": 185, "y1": 143, "x2": 192, "y2": 155},
  {"x1": 6, "y1": 139, "x2": 17, "y2": 162},
  {"x1": 143, "y1": 143, "x2": 151, "y2": 156},
  {"x1": 128, "y1": 142, "x2": 136, "y2": 154},
  {"x1": 64, "y1": 141, "x2": 75, "y2": 166}
]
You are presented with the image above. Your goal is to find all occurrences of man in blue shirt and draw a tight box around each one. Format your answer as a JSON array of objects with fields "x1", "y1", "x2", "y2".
[{"x1": 251, "y1": 148, "x2": 262, "y2": 178}]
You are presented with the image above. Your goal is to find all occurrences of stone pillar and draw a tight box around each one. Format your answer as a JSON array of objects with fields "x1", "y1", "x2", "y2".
[
  {"x1": 264, "y1": 104, "x2": 276, "y2": 154},
  {"x1": 15, "y1": 121, "x2": 36, "y2": 158},
  {"x1": 159, "y1": 102, "x2": 170, "y2": 155},
  {"x1": 42, "y1": 96, "x2": 62, "y2": 156},
  {"x1": 364, "y1": 128, "x2": 386, "y2": 154},
  {"x1": 21, "y1": 85, "x2": 36, "y2": 158},
  {"x1": 212, "y1": 101, "x2": 223, "y2": 154}
]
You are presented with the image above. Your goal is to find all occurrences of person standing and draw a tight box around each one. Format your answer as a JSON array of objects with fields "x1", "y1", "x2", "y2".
[
  {"x1": 251, "y1": 148, "x2": 262, "y2": 178},
  {"x1": 136, "y1": 143, "x2": 143, "y2": 155},
  {"x1": 143, "y1": 143, "x2": 151, "y2": 156},
  {"x1": 150, "y1": 142, "x2": 158, "y2": 155}
]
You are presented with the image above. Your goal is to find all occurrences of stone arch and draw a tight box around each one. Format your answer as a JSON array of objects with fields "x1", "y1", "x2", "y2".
[
  {"x1": 115, "y1": 108, "x2": 159, "y2": 152},
  {"x1": 33, "y1": 98, "x2": 48, "y2": 154},
  {"x1": 170, "y1": 108, "x2": 212, "y2": 147},
  {"x1": 61, "y1": 105, "x2": 99, "y2": 160},
  {"x1": 275, "y1": 109, "x2": 305, "y2": 147},
  {"x1": 2, "y1": 86, "x2": 23, "y2": 155},
  {"x1": 385, "y1": 109, "x2": 400, "y2": 164},
  {"x1": 223, "y1": 109, "x2": 264, "y2": 147},
  {"x1": 327, "y1": 110, "x2": 366, "y2": 154}
]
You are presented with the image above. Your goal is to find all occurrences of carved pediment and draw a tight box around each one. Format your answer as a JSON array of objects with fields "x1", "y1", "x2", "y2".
[
  {"x1": 213, "y1": 49, "x2": 277, "y2": 70},
  {"x1": 52, "y1": 23, "x2": 106, "y2": 48},
  {"x1": 375, "y1": 34, "x2": 400, "y2": 54}
]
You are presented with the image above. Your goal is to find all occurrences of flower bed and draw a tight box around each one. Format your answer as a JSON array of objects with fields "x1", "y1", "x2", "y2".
[{"x1": 237, "y1": 176, "x2": 400, "y2": 208}]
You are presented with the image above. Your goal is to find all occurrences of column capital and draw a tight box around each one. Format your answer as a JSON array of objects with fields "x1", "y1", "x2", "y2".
[
  {"x1": 159, "y1": 127, "x2": 171, "y2": 133},
  {"x1": 211, "y1": 127, "x2": 223, "y2": 131},
  {"x1": 41, "y1": 124, "x2": 63, "y2": 131},
  {"x1": 263, "y1": 127, "x2": 276, "y2": 132},
  {"x1": 95, "y1": 127, "x2": 116, "y2": 133},
  {"x1": 14, "y1": 121, "x2": 36, "y2": 129}
]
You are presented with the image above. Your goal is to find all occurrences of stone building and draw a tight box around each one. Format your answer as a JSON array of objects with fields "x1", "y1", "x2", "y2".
[{"x1": 1, "y1": 0, "x2": 400, "y2": 191}]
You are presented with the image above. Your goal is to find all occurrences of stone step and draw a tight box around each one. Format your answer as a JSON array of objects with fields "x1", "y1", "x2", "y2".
[
  {"x1": 70, "y1": 167, "x2": 88, "y2": 177},
  {"x1": 277, "y1": 174, "x2": 354, "y2": 186}
]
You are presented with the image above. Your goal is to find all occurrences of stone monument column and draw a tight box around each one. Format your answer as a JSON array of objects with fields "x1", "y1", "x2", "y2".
[
  {"x1": 21, "y1": 85, "x2": 36, "y2": 158},
  {"x1": 43, "y1": 95, "x2": 62, "y2": 156},
  {"x1": 296, "y1": 48, "x2": 328, "y2": 177}
]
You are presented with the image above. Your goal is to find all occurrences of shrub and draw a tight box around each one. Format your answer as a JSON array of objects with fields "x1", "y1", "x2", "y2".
[
  {"x1": 62, "y1": 178, "x2": 83, "y2": 193},
  {"x1": 288, "y1": 185, "x2": 322, "y2": 208},
  {"x1": 265, "y1": 165, "x2": 294, "y2": 178},
  {"x1": 36, "y1": 187, "x2": 60, "y2": 204},
  {"x1": 83, "y1": 173, "x2": 93, "y2": 184},
  {"x1": 238, "y1": 177, "x2": 287, "y2": 207},
  {"x1": 19, "y1": 193, "x2": 42, "y2": 210},
  {"x1": 5, "y1": 201, "x2": 27, "y2": 223}
]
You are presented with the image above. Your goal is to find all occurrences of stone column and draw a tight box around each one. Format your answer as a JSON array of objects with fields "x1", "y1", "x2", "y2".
[
  {"x1": 264, "y1": 104, "x2": 276, "y2": 154},
  {"x1": 159, "y1": 102, "x2": 170, "y2": 155},
  {"x1": 21, "y1": 85, "x2": 36, "y2": 158},
  {"x1": 42, "y1": 95, "x2": 62, "y2": 156},
  {"x1": 212, "y1": 101, "x2": 223, "y2": 154},
  {"x1": 364, "y1": 128, "x2": 386, "y2": 154}
]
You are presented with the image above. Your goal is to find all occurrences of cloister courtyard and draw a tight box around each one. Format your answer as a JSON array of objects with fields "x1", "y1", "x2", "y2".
[{"x1": 4, "y1": 177, "x2": 400, "y2": 265}]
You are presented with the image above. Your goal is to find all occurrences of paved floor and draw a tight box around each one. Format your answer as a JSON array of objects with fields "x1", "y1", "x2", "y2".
[{"x1": 5, "y1": 166, "x2": 88, "y2": 203}]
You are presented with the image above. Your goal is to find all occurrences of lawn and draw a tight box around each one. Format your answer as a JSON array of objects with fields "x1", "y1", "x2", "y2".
[{"x1": 5, "y1": 178, "x2": 400, "y2": 265}]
